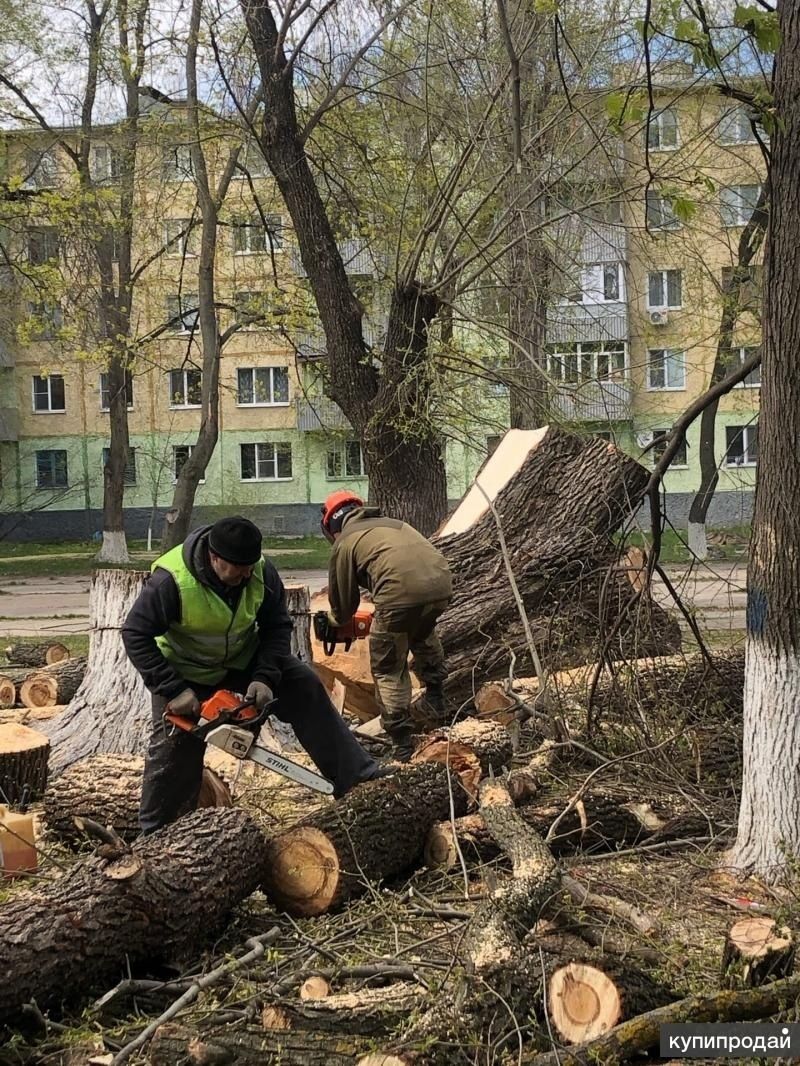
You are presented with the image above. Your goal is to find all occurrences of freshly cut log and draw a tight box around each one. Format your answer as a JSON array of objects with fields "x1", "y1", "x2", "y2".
[
  {"x1": 4, "y1": 641, "x2": 70, "y2": 668},
  {"x1": 0, "y1": 807, "x2": 268, "y2": 1024},
  {"x1": 721, "y1": 917, "x2": 795, "y2": 989},
  {"x1": 263, "y1": 983, "x2": 424, "y2": 1035},
  {"x1": 42, "y1": 752, "x2": 231, "y2": 847},
  {"x1": 300, "y1": 975, "x2": 331, "y2": 1001},
  {"x1": 0, "y1": 676, "x2": 16, "y2": 708},
  {"x1": 43, "y1": 570, "x2": 152, "y2": 775},
  {"x1": 262, "y1": 762, "x2": 467, "y2": 916},
  {"x1": 19, "y1": 656, "x2": 87, "y2": 709},
  {"x1": 314, "y1": 660, "x2": 383, "y2": 723},
  {"x1": 150, "y1": 1022, "x2": 370, "y2": 1066},
  {"x1": 0, "y1": 722, "x2": 50, "y2": 804},
  {"x1": 411, "y1": 720, "x2": 514, "y2": 798},
  {"x1": 433, "y1": 428, "x2": 681, "y2": 706}
]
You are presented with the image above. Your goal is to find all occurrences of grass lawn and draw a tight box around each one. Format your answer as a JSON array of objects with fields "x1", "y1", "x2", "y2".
[{"x1": 622, "y1": 524, "x2": 751, "y2": 565}]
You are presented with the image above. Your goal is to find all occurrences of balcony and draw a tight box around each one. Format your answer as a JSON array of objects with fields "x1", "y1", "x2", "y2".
[
  {"x1": 294, "y1": 320, "x2": 385, "y2": 360},
  {"x1": 295, "y1": 396, "x2": 351, "y2": 432},
  {"x1": 0, "y1": 408, "x2": 20, "y2": 441},
  {"x1": 547, "y1": 302, "x2": 627, "y2": 345},
  {"x1": 551, "y1": 380, "x2": 632, "y2": 422},
  {"x1": 293, "y1": 238, "x2": 377, "y2": 278}
]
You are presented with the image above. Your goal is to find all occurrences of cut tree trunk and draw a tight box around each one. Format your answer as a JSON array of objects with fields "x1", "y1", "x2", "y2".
[
  {"x1": 721, "y1": 917, "x2": 795, "y2": 989},
  {"x1": 4, "y1": 642, "x2": 70, "y2": 668},
  {"x1": 411, "y1": 720, "x2": 514, "y2": 799},
  {"x1": 0, "y1": 722, "x2": 50, "y2": 805},
  {"x1": 263, "y1": 982, "x2": 424, "y2": 1035},
  {"x1": 262, "y1": 762, "x2": 467, "y2": 916},
  {"x1": 42, "y1": 753, "x2": 231, "y2": 848},
  {"x1": 18, "y1": 657, "x2": 87, "y2": 710},
  {"x1": 0, "y1": 807, "x2": 268, "y2": 1024},
  {"x1": 43, "y1": 570, "x2": 152, "y2": 776},
  {"x1": 433, "y1": 428, "x2": 681, "y2": 707},
  {"x1": 149, "y1": 1022, "x2": 370, "y2": 1066}
]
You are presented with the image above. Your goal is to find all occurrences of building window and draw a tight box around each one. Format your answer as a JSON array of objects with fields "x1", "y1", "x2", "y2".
[
  {"x1": 560, "y1": 263, "x2": 624, "y2": 305},
  {"x1": 27, "y1": 226, "x2": 59, "y2": 265},
  {"x1": 720, "y1": 185, "x2": 762, "y2": 228},
  {"x1": 646, "y1": 108, "x2": 679, "y2": 150},
  {"x1": 172, "y1": 444, "x2": 205, "y2": 483},
  {"x1": 719, "y1": 106, "x2": 758, "y2": 145},
  {"x1": 32, "y1": 374, "x2": 66, "y2": 412},
  {"x1": 725, "y1": 424, "x2": 758, "y2": 466},
  {"x1": 647, "y1": 269, "x2": 682, "y2": 309},
  {"x1": 100, "y1": 370, "x2": 134, "y2": 410},
  {"x1": 240, "y1": 442, "x2": 292, "y2": 481},
  {"x1": 36, "y1": 449, "x2": 68, "y2": 489},
  {"x1": 721, "y1": 265, "x2": 762, "y2": 312},
  {"x1": 645, "y1": 191, "x2": 681, "y2": 231},
  {"x1": 650, "y1": 428, "x2": 688, "y2": 468},
  {"x1": 237, "y1": 366, "x2": 289, "y2": 406},
  {"x1": 546, "y1": 342, "x2": 626, "y2": 383},
  {"x1": 169, "y1": 368, "x2": 202, "y2": 408},
  {"x1": 91, "y1": 144, "x2": 121, "y2": 182},
  {"x1": 27, "y1": 301, "x2": 63, "y2": 340},
  {"x1": 233, "y1": 214, "x2": 283, "y2": 254},
  {"x1": 233, "y1": 290, "x2": 279, "y2": 328},
  {"x1": 162, "y1": 144, "x2": 194, "y2": 182},
  {"x1": 102, "y1": 446, "x2": 137, "y2": 484},
  {"x1": 166, "y1": 294, "x2": 199, "y2": 333},
  {"x1": 647, "y1": 348, "x2": 686, "y2": 390},
  {"x1": 24, "y1": 148, "x2": 59, "y2": 189},
  {"x1": 326, "y1": 440, "x2": 365, "y2": 478},
  {"x1": 733, "y1": 346, "x2": 761, "y2": 388},
  {"x1": 235, "y1": 141, "x2": 269, "y2": 178},
  {"x1": 164, "y1": 219, "x2": 199, "y2": 258}
]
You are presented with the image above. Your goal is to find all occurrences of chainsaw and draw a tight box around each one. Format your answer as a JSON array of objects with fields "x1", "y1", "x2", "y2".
[
  {"x1": 313, "y1": 610, "x2": 372, "y2": 655},
  {"x1": 164, "y1": 689, "x2": 334, "y2": 795}
]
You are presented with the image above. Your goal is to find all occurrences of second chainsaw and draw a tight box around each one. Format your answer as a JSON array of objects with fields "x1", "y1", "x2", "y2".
[{"x1": 313, "y1": 610, "x2": 372, "y2": 655}]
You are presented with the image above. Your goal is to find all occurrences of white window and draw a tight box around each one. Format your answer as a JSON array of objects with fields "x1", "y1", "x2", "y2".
[
  {"x1": 240, "y1": 442, "x2": 292, "y2": 481},
  {"x1": 24, "y1": 147, "x2": 59, "y2": 189},
  {"x1": 645, "y1": 191, "x2": 681, "y2": 231},
  {"x1": 326, "y1": 440, "x2": 365, "y2": 478},
  {"x1": 166, "y1": 294, "x2": 199, "y2": 333},
  {"x1": 162, "y1": 144, "x2": 194, "y2": 182},
  {"x1": 32, "y1": 374, "x2": 65, "y2": 412},
  {"x1": 650, "y1": 428, "x2": 688, "y2": 468},
  {"x1": 91, "y1": 145, "x2": 121, "y2": 182},
  {"x1": 102, "y1": 446, "x2": 137, "y2": 484},
  {"x1": 647, "y1": 348, "x2": 686, "y2": 390},
  {"x1": 164, "y1": 219, "x2": 198, "y2": 258},
  {"x1": 719, "y1": 107, "x2": 758, "y2": 145},
  {"x1": 172, "y1": 444, "x2": 205, "y2": 483},
  {"x1": 725, "y1": 424, "x2": 758, "y2": 466},
  {"x1": 734, "y1": 346, "x2": 761, "y2": 388},
  {"x1": 565, "y1": 263, "x2": 624, "y2": 304},
  {"x1": 546, "y1": 342, "x2": 626, "y2": 383},
  {"x1": 235, "y1": 141, "x2": 269, "y2": 178},
  {"x1": 27, "y1": 301, "x2": 63, "y2": 340},
  {"x1": 647, "y1": 109, "x2": 679, "y2": 150},
  {"x1": 35, "y1": 449, "x2": 68, "y2": 488},
  {"x1": 720, "y1": 185, "x2": 762, "y2": 228},
  {"x1": 233, "y1": 214, "x2": 283, "y2": 254},
  {"x1": 169, "y1": 368, "x2": 202, "y2": 408},
  {"x1": 100, "y1": 370, "x2": 134, "y2": 410},
  {"x1": 237, "y1": 366, "x2": 289, "y2": 406},
  {"x1": 647, "y1": 269, "x2": 682, "y2": 309}
]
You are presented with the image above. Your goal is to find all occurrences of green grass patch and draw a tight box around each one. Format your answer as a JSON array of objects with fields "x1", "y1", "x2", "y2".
[
  {"x1": 622, "y1": 524, "x2": 751, "y2": 565},
  {"x1": 0, "y1": 634, "x2": 89, "y2": 663}
]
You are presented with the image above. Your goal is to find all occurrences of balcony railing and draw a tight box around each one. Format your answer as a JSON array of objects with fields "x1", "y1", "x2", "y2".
[
  {"x1": 295, "y1": 396, "x2": 351, "y2": 432},
  {"x1": 546, "y1": 302, "x2": 628, "y2": 345},
  {"x1": 551, "y1": 379, "x2": 632, "y2": 422}
]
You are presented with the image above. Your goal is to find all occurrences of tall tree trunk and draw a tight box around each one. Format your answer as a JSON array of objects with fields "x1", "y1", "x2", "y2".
[
  {"x1": 730, "y1": 2, "x2": 799, "y2": 881},
  {"x1": 509, "y1": 235, "x2": 550, "y2": 429}
]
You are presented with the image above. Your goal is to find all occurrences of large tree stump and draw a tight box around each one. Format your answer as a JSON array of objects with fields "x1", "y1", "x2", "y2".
[
  {"x1": 411, "y1": 720, "x2": 514, "y2": 798},
  {"x1": 0, "y1": 722, "x2": 49, "y2": 804},
  {"x1": 721, "y1": 917, "x2": 795, "y2": 989},
  {"x1": 150, "y1": 1022, "x2": 370, "y2": 1066},
  {"x1": 41, "y1": 753, "x2": 232, "y2": 847},
  {"x1": 0, "y1": 807, "x2": 268, "y2": 1024},
  {"x1": 4, "y1": 641, "x2": 70, "y2": 668},
  {"x1": 262, "y1": 762, "x2": 467, "y2": 916},
  {"x1": 432, "y1": 428, "x2": 681, "y2": 706},
  {"x1": 18, "y1": 656, "x2": 87, "y2": 709},
  {"x1": 43, "y1": 570, "x2": 152, "y2": 775}
]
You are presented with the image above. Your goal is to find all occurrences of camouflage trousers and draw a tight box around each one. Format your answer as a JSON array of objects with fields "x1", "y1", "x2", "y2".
[{"x1": 369, "y1": 599, "x2": 450, "y2": 735}]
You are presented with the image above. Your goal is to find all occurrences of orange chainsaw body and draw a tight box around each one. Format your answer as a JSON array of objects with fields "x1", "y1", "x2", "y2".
[
  {"x1": 165, "y1": 689, "x2": 258, "y2": 733},
  {"x1": 335, "y1": 610, "x2": 373, "y2": 641}
]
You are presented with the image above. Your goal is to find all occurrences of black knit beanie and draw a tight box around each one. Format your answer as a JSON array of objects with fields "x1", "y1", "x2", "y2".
[{"x1": 208, "y1": 516, "x2": 263, "y2": 565}]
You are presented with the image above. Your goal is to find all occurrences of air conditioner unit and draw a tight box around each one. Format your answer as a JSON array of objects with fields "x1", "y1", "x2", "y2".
[{"x1": 649, "y1": 309, "x2": 669, "y2": 326}]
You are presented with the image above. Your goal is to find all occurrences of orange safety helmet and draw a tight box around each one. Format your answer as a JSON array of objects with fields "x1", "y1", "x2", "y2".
[{"x1": 320, "y1": 490, "x2": 364, "y2": 541}]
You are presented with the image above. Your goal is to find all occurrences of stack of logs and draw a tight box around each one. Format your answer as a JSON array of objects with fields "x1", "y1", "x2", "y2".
[{"x1": 0, "y1": 643, "x2": 86, "y2": 712}]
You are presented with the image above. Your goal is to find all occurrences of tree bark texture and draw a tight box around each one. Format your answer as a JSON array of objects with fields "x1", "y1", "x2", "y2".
[
  {"x1": 0, "y1": 807, "x2": 268, "y2": 1024},
  {"x1": 18, "y1": 657, "x2": 87, "y2": 709},
  {"x1": 411, "y1": 720, "x2": 514, "y2": 799},
  {"x1": 262, "y1": 762, "x2": 467, "y2": 916},
  {"x1": 43, "y1": 570, "x2": 152, "y2": 776},
  {"x1": 434, "y1": 428, "x2": 681, "y2": 705},
  {"x1": 4, "y1": 642, "x2": 70, "y2": 668},
  {"x1": 0, "y1": 723, "x2": 50, "y2": 805},
  {"x1": 149, "y1": 1022, "x2": 369, "y2": 1066},
  {"x1": 732, "y1": 5, "x2": 800, "y2": 879},
  {"x1": 262, "y1": 982, "x2": 424, "y2": 1036}
]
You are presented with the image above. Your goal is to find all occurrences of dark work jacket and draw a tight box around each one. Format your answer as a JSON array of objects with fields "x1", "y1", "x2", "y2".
[{"x1": 122, "y1": 525, "x2": 293, "y2": 699}]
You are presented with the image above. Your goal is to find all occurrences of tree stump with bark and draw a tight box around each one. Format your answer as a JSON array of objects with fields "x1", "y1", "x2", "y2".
[
  {"x1": 4, "y1": 642, "x2": 70, "y2": 668},
  {"x1": 18, "y1": 657, "x2": 87, "y2": 710},
  {"x1": 262, "y1": 762, "x2": 467, "y2": 916},
  {"x1": 721, "y1": 917, "x2": 795, "y2": 989},
  {"x1": 432, "y1": 428, "x2": 681, "y2": 707},
  {"x1": 0, "y1": 722, "x2": 50, "y2": 805},
  {"x1": 411, "y1": 720, "x2": 514, "y2": 798},
  {"x1": 43, "y1": 570, "x2": 152, "y2": 776},
  {"x1": 42, "y1": 752, "x2": 231, "y2": 848},
  {"x1": 0, "y1": 807, "x2": 268, "y2": 1024}
]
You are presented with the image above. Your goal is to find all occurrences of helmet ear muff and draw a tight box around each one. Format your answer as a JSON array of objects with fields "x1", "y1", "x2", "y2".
[{"x1": 321, "y1": 490, "x2": 364, "y2": 537}]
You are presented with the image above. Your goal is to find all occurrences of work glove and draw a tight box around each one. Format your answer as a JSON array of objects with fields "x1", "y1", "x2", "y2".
[
  {"x1": 166, "y1": 688, "x2": 200, "y2": 719},
  {"x1": 246, "y1": 680, "x2": 274, "y2": 711}
]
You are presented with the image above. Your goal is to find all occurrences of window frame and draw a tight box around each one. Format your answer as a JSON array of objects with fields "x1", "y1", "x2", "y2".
[
  {"x1": 100, "y1": 370, "x2": 135, "y2": 411},
  {"x1": 91, "y1": 144, "x2": 121, "y2": 183},
  {"x1": 733, "y1": 346, "x2": 761, "y2": 389},
  {"x1": 326, "y1": 439, "x2": 366, "y2": 479},
  {"x1": 162, "y1": 144, "x2": 194, "y2": 182},
  {"x1": 646, "y1": 269, "x2": 683, "y2": 310},
  {"x1": 718, "y1": 106, "x2": 758, "y2": 146},
  {"x1": 164, "y1": 218, "x2": 198, "y2": 259},
  {"x1": 31, "y1": 374, "x2": 66, "y2": 414},
  {"x1": 232, "y1": 214, "x2": 283, "y2": 255},
  {"x1": 101, "y1": 445, "x2": 137, "y2": 485},
  {"x1": 725, "y1": 424, "x2": 758, "y2": 467},
  {"x1": 646, "y1": 348, "x2": 686, "y2": 391},
  {"x1": 168, "y1": 368, "x2": 202, "y2": 409},
  {"x1": 650, "y1": 428, "x2": 688, "y2": 469},
  {"x1": 24, "y1": 147, "x2": 59, "y2": 189},
  {"x1": 27, "y1": 300, "x2": 63, "y2": 340},
  {"x1": 166, "y1": 294, "x2": 200, "y2": 333},
  {"x1": 646, "y1": 108, "x2": 680, "y2": 151},
  {"x1": 27, "y1": 226, "x2": 60, "y2": 265},
  {"x1": 545, "y1": 341, "x2": 627, "y2": 384},
  {"x1": 35, "y1": 449, "x2": 68, "y2": 489},
  {"x1": 233, "y1": 142, "x2": 269, "y2": 179},
  {"x1": 645, "y1": 191, "x2": 682, "y2": 232},
  {"x1": 720, "y1": 184, "x2": 762, "y2": 228},
  {"x1": 236, "y1": 366, "x2": 290, "y2": 407},
  {"x1": 172, "y1": 444, "x2": 205, "y2": 484},
  {"x1": 240, "y1": 441, "x2": 293, "y2": 482}
]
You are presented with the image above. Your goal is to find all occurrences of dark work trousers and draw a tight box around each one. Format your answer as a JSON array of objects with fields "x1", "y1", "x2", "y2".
[{"x1": 139, "y1": 653, "x2": 379, "y2": 834}]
